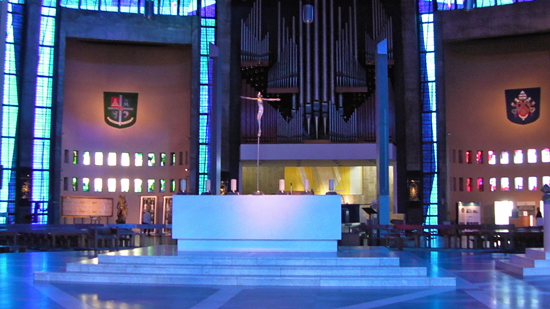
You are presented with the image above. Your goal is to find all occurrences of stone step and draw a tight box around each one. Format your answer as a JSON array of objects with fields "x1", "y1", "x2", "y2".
[
  {"x1": 510, "y1": 254, "x2": 550, "y2": 268},
  {"x1": 97, "y1": 254, "x2": 401, "y2": 267},
  {"x1": 66, "y1": 262, "x2": 427, "y2": 277},
  {"x1": 34, "y1": 271, "x2": 455, "y2": 287},
  {"x1": 495, "y1": 259, "x2": 550, "y2": 276},
  {"x1": 525, "y1": 248, "x2": 550, "y2": 260}
]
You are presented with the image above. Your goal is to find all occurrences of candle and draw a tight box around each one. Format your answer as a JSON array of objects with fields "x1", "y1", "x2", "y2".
[
  {"x1": 231, "y1": 179, "x2": 237, "y2": 191},
  {"x1": 206, "y1": 179, "x2": 211, "y2": 192},
  {"x1": 279, "y1": 179, "x2": 285, "y2": 192},
  {"x1": 329, "y1": 179, "x2": 335, "y2": 191},
  {"x1": 180, "y1": 179, "x2": 187, "y2": 192},
  {"x1": 304, "y1": 179, "x2": 310, "y2": 192}
]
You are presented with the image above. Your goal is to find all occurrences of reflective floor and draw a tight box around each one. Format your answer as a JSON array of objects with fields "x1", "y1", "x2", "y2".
[{"x1": 1, "y1": 245, "x2": 548, "y2": 309}]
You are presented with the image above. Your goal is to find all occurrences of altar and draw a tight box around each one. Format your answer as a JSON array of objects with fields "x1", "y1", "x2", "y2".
[{"x1": 172, "y1": 195, "x2": 341, "y2": 252}]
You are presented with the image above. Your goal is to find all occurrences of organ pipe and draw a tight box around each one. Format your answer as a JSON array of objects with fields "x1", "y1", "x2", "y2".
[{"x1": 241, "y1": 0, "x2": 393, "y2": 142}]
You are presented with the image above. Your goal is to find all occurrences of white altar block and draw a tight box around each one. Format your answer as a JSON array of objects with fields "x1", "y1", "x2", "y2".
[{"x1": 172, "y1": 195, "x2": 342, "y2": 252}]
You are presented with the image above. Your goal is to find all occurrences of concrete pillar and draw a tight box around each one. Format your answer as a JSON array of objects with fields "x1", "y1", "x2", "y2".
[
  {"x1": 376, "y1": 39, "x2": 390, "y2": 225},
  {"x1": 15, "y1": 0, "x2": 42, "y2": 223},
  {"x1": 209, "y1": 43, "x2": 221, "y2": 194},
  {"x1": 542, "y1": 185, "x2": 550, "y2": 251}
]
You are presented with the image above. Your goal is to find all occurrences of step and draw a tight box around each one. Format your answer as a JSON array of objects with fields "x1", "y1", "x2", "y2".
[
  {"x1": 97, "y1": 254, "x2": 401, "y2": 267},
  {"x1": 34, "y1": 271, "x2": 455, "y2": 287},
  {"x1": 525, "y1": 248, "x2": 550, "y2": 260},
  {"x1": 495, "y1": 259, "x2": 550, "y2": 276},
  {"x1": 66, "y1": 262, "x2": 427, "y2": 277},
  {"x1": 510, "y1": 254, "x2": 550, "y2": 268}
]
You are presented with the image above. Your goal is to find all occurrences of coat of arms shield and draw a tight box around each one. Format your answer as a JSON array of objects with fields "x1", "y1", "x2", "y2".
[
  {"x1": 505, "y1": 88, "x2": 540, "y2": 125},
  {"x1": 104, "y1": 92, "x2": 138, "y2": 129}
]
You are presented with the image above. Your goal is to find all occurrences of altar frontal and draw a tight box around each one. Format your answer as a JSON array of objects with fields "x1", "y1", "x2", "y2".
[{"x1": 173, "y1": 195, "x2": 341, "y2": 252}]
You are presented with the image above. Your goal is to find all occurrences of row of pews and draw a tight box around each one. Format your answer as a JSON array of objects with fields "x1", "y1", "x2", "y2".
[
  {"x1": 0, "y1": 223, "x2": 172, "y2": 253},
  {"x1": 353, "y1": 223, "x2": 543, "y2": 251}
]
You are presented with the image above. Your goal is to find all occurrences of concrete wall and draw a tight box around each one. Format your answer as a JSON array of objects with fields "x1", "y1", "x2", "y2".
[
  {"x1": 61, "y1": 39, "x2": 192, "y2": 224},
  {"x1": 444, "y1": 34, "x2": 550, "y2": 223},
  {"x1": 440, "y1": 1, "x2": 550, "y2": 41}
]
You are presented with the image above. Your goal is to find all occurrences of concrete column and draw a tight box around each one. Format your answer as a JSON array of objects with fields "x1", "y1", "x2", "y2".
[
  {"x1": 542, "y1": 185, "x2": 550, "y2": 251},
  {"x1": 209, "y1": 43, "x2": 221, "y2": 194},
  {"x1": 15, "y1": 0, "x2": 42, "y2": 223},
  {"x1": 376, "y1": 39, "x2": 390, "y2": 225}
]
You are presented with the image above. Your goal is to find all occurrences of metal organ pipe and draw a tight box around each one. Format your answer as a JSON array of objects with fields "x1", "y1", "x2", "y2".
[
  {"x1": 306, "y1": 10, "x2": 311, "y2": 105},
  {"x1": 299, "y1": 1, "x2": 304, "y2": 107},
  {"x1": 314, "y1": 0, "x2": 319, "y2": 104},
  {"x1": 353, "y1": 0, "x2": 357, "y2": 61},
  {"x1": 330, "y1": 0, "x2": 335, "y2": 111},
  {"x1": 322, "y1": 0, "x2": 328, "y2": 136}
]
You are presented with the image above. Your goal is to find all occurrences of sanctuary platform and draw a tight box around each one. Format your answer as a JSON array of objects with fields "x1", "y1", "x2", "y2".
[{"x1": 34, "y1": 245, "x2": 456, "y2": 287}]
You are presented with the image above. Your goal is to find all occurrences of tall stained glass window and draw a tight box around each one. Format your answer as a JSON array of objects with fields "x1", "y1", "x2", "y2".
[
  {"x1": 0, "y1": 0, "x2": 25, "y2": 223},
  {"x1": 197, "y1": 0, "x2": 217, "y2": 194},
  {"x1": 31, "y1": 0, "x2": 58, "y2": 223},
  {"x1": 418, "y1": 1, "x2": 438, "y2": 226}
]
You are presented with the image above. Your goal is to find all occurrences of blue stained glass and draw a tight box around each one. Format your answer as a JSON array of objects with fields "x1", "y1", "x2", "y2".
[
  {"x1": 200, "y1": 28, "x2": 215, "y2": 54},
  {"x1": 181, "y1": 0, "x2": 197, "y2": 15},
  {"x1": 200, "y1": 57, "x2": 210, "y2": 84},
  {"x1": 60, "y1": 0, "x2": 79, "y2": 9},
  {"x1": 39, "y1": 17, "x2": 56, "y2": 46},
  {"x1": 58, "y1": 0, "x2": 199, "y2": 16},
  {"x1": 4, "y1": 45, "x2": 17, "y2": 74},
  {"x1": 33, "y1": 139, "x2": 51, "y2": 169},
  {"x1": 42, "y1": 0, "x2": 57, "y2": 8},
  {"x1": 9, "y1": 0, "x2": 25, "y2": 6},
  {"x1": 199, "y1": 115, "x2": 210, "y2": 143},
  {"x1": 201, "y1": 19, "x2": 215, "y2": 27},
  {"x1": 100, "y1": 0, "x2": 118, "y2": 12},
  {"x1": 5, "y1": 20, "x2": 14, "y2": 44},
  {"x1": 32, "y1": 171, "x2": 50, "y2": 201},
  {"x1": 199, "y1": 85, "x2": 210, "y2": 112},
  {"x1": 418, "y1": 0, "x2": 433, "y2": 14},
  {"x1": 41, "y1": 7, "x2": 56, "y2": 16},
  {"x1": 2, "y1": 107, "x2": 18, "y2": 137},
  {"x1": 419, "y1": 8, "x2": 439, "y2": 224},
  {"x1": 201, "y1": 0, "x2": 215, "y2": 17},
  {"x1": 0, "y1": 170, "x2": 15, "y2": 198},
  {"x1": 0, "y1": 138, "x2": 15, "y2": 167},
  {"x1": 34, "y1": 108, "x2": 52, "y2": 138},
  {"x1": 81, "y1": 0, "x2": 99, "y2": 11},
  {"x1": 3, "y1": 76, "x2": 19, "y2": 106},
  {"x1": 35, "y1": 78, "x2": 53, "y2": 107},
  {"x1": 198, "y1": 174, "x2": 208, "y2": 194},
  {"x1": 37, "y1": 49, "x2": 54, "y2": 77}
]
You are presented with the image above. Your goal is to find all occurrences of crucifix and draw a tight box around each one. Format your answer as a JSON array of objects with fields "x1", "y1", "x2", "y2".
[{"x1": 241, "y1": 92, "x2": 281, "y2": 194}]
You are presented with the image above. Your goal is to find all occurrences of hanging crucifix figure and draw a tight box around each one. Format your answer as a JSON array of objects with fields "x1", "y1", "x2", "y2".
[
  {"x1": 241, "y1": 92, "x2": 281, "y2": 194},
  {"x1": 240, "y1": 92, "x2": 281, "y2": 137}
]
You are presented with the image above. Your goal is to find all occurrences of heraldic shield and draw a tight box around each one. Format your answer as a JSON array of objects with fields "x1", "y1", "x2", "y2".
[
  {"x1": 104, "y1": 92, "x2": 138, "y2": 129},
  {"x1": 505, "y1": 87, "x2": 540, "y2": 125}
]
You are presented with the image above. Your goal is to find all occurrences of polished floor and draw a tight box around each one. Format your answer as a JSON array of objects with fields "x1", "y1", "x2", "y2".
[{"x1": 1, "y1": 244, "x2": 549, "y2": 308}]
